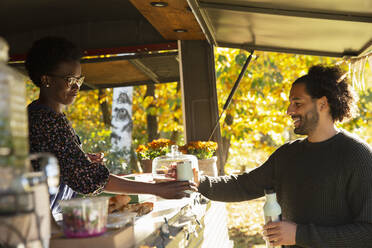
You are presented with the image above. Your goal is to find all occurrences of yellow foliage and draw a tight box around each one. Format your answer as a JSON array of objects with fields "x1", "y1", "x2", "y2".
[
  {"x1": 179, "y1": 141, "x2": 218, "y2": 159},
  {"x1": 214, "y1": 49, "x2": 369, "y2": 171},
  {"x1": 23, "y1": 49, "x2": 372, "y2": 175}
]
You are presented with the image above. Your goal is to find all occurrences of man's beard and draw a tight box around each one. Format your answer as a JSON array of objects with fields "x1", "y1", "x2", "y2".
[{"x1": 294, "y1": 105, "x2": 319, "y2": 135}]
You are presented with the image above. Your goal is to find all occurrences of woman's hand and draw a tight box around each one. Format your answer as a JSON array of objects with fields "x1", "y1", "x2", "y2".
[
  {"x1": 87, "y1": 152, "x2": 104, "y2": 163},
  {"x1": 153, "y1": 180, "x2": 198, "y2": 199}
]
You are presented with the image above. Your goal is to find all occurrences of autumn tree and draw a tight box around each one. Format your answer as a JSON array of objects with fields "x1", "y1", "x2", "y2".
[
  {"x1": 24, "y1": 50, "x2": 371, "y2": 174},
  {"x1": 131, "y1": 82, "x2": 184, "y2": 148},
  {"x1": 214, "y1": 49, "x2": 371, "y2": 172}
]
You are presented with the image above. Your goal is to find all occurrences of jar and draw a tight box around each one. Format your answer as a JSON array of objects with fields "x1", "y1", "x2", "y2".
[
  {"x1": 152, "y1": 145, "x2": 199, "y2": 183},
  {"x1": 60, "y1": 197, "x2": 109, "y2": 238},
  {"x1": 0, "y1": 37, "x2": 30, "y2": 193}
]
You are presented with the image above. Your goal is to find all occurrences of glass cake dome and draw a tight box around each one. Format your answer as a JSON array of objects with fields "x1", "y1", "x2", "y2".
[{"x1": 152, "y1": 145, "x2": 198, "y2": 183}]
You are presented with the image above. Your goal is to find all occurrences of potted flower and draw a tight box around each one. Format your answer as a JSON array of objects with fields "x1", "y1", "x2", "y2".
[
  {"x1": 179, "y1": 141, "x2": 218, "y2": 176},
  {"x1": 136, "y1": 138, "x2": 174, "y2": 173}
]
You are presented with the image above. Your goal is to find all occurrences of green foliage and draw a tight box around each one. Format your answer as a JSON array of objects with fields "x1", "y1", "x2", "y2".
[
  {"x1": 135, "y1": 139, "x2": 174, "y2": 160},
  {"x1": 65, "y1": 89, "x2": 132, "y2": 174},
  {"x1": 25, "y1": 80, "x2": 39, "y2": 104},
  {"x1": 186, "y1": 149, "x2": 214, "y2": 160},
  {"x1": 24, "y1": 50, "x2": 372, "y2": 176},
  {"x1": 215, "y1": 48, "x2": 372, "y2": 173},
  {"x1": 136, "y1": 146, "x2": 168, "y2": 160},
  {"x1": 179, "y1": 141, "x2": 218, "y2": 160},
  {"x1": 132, "y1": 83, "x2": 184, "y2": 149},
  {"x1": 338, "y1": 88, "x2": 372, "y2": 145}
]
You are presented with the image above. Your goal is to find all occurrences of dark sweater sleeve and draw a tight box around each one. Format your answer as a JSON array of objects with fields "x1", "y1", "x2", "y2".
[
  {"x1": 30, "y1": 110, "x2": 110, "y2": 195},
  {"x1": 198, "y1": 147, "x2": 278, "y2": 202},
  {"x1": 296, "y1": 142, "x2": 372, "y2": 248}
]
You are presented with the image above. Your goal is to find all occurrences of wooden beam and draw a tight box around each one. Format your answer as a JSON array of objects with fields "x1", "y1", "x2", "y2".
[
  {"x1": 82, "y1": 82, "x2": 99, "y2": 90},
  {"x1": 129, "y1": 59, "x2": 161, "y2": 83},
  {"x1": 187, "y1": 0, "x2": 218, "y2": 46},
  {"x1": 81, "y1": 51, "x2": 178, "y2": 64},
  {"x1": 218, "y1": 42, "x2": 352, "y2": 58},
  {"x1": 6, "y1": 19, "x2": 166, "y2": 57},
  {"x1": 178, "y1": 40, "x2": 224, "y2": 175},
  {"x1": 80, "y1": 77, "x2": 179, "y2": 91},
  {"x1": 130, "y1": 0, "x2": 205, "y2": 40}
]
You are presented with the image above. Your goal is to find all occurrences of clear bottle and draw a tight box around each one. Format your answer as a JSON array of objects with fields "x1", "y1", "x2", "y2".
[
  {"x1": 0, "y1": 37, "x2": 29, "y2": 193},
  {"x1": 263, "y1": 188, "x2": 282, "y2": 248}
]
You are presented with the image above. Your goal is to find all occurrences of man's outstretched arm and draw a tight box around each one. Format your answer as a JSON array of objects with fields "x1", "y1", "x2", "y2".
[{"x1": 198, "y1": 152, "x2": 276, "y2": 202}]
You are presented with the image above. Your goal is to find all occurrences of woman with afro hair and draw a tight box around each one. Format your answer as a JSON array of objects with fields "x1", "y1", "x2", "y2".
[{"x1": 26, "y1": 37, "x2": 196, "y2": 221}]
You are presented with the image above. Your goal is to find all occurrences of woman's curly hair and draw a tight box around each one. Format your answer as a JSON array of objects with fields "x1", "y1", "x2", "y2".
[
  {"x1": 25, "y1": 36, "x2": 82, "y2": 87},
  {"x1": 293, "y1": 65, "x2": 358, "y2": 122}
]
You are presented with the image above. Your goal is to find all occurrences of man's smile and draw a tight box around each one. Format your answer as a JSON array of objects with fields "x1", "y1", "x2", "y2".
[{"x1": 292, "y1": 117, "x2": 301, "y2": 127}]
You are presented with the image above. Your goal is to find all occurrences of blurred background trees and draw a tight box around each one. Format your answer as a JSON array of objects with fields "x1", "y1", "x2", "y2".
[
  {"x1": 25, "y1": 49, "x2": 372, "y2": 247},
  {"x1": 25, "y1": 49, "x2": 372, "y2": 174},
  {"x1": 214, "y1": 49, "x2": 372, "y2": 173}
]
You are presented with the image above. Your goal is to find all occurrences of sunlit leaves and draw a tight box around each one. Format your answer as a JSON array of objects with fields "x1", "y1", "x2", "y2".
[
  {"x1": 227, "y1": 199, "x2": 265, "y2": 247},
  {"x1": 25, "y1": 80, "x2": 39, "y2": 104},
  {"x1": 132, "y1": 82, "x2": 184, "y2": 148},
  {"x1": 215, "y1": 48, "x2": 341, "y2": 170},
  {"x1": 24, "y1": 49, "x2": 372, "y2": 175}
]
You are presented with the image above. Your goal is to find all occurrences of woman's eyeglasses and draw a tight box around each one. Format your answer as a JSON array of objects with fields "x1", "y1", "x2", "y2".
[{"x1": 48, "y1": 74, "x2": 85, "y2": 87}]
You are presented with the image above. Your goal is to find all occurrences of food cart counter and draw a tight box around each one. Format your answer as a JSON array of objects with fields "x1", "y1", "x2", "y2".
[{"x1": 50, "y1": 194, "x2": 233, "y2": 248}]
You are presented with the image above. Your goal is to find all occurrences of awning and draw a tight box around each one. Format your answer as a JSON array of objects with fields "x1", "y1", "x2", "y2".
[
  {"x1": 186, "y1": 0, "x2": 372, "y2": 57},
  {"x1": 3, "y1": 0, "x2": 371, "y2": 88}
]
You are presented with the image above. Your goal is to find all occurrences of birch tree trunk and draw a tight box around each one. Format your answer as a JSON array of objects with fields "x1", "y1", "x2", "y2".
[{"x1": 110, "y1": 87, "x2": 133, "y2": 173}]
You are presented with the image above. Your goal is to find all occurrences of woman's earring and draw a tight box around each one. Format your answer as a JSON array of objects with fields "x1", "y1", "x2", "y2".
[{"x1": 46, "y1": 84, "x2": 50, "y2": 88}]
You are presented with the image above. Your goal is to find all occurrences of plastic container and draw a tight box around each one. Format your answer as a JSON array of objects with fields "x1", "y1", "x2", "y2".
[
  {"x1": 152, "y1": 145, "x2": 199, "y2": 183},
  {"x1": 107, "y1": 212, "x2": 136, "y2": 229},
  {"x1": 60, "y1": 197, "x2": 109, "y2": 238}
]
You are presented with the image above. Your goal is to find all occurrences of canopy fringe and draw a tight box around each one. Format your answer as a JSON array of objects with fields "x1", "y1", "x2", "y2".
[{"x1": 340, "y1": 51, "x2": 371, "y2": 90}]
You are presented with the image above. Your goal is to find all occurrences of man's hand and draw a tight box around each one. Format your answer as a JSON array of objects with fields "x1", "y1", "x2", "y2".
[
  {"x1": 263, "y1": 220, "x2": 297, "y2": 246},
  {"x1": 154, "y1": 180, "x2": 198, "y2": 199}
]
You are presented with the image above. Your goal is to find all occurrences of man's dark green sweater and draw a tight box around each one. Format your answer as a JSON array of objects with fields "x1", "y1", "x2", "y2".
[{"x1": 198, "y1": 130, "x2": 372, "y2": 248}]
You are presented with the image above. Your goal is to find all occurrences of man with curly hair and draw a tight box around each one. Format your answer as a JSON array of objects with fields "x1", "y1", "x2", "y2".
[{"x1": 198, "y1": 65, "x2": 372, "y2": 247}]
